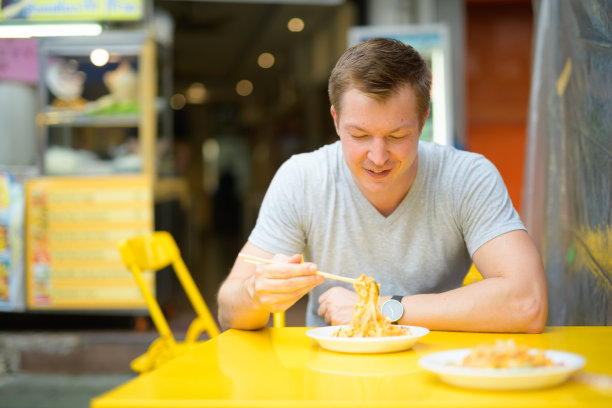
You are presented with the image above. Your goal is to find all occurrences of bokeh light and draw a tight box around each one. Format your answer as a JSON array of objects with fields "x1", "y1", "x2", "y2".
[
  {"x1": 170, "y1": 93, "x2": 186, "y2": 110},
  {"x1": 257, "y1": 52, "x2": 275, "y2": 69},
  {"x1": 90, "y1": 48, "x2": 109, "y2": 66},
  {"x1": 287, "y1": 17, "x2": 305, "y2": 32},
  {"x1": 186, "y1": 82, "x2": 207, "y2": 104},
  {"x1": 236, "y1": 79, "x2": 253, "y2": 96}
]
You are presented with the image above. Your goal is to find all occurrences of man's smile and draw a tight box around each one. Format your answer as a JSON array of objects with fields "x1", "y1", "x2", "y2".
[{"x1": 365, "y1": 168, "x2": 392, "y2": 178}]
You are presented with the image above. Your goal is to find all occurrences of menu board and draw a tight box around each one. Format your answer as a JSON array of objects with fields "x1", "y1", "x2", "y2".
[{"x1": 25, "y1": 175, "x2": 153, "y2": 310}]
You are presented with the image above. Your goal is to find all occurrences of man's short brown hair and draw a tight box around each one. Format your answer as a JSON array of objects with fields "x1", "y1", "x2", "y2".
[{"x1": 328, "y1": 37, "x2": 432, "y2": 123}]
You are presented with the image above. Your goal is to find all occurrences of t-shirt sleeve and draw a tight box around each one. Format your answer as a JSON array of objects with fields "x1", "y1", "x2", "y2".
[
  {"x1": 248, "y1": 157, "x2": 307, "y2": 256},
  {"x1": 456, "y1": 155, "x2": 526, "y2": 256}
]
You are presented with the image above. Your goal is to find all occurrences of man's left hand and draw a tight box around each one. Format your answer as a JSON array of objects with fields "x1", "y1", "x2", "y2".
[{"x1": 317, "y1": 286, "x2": 358, "y2": 325}]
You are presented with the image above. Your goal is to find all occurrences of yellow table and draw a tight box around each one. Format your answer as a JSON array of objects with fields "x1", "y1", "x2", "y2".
[{"x1": 91, "y1": 327, "x2": 612, "y2": 408}]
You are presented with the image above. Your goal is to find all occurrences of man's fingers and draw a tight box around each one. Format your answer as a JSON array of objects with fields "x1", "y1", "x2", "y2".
[
  {"x1": 258, "y1": 286, "x2": 313, "y2": 313},
  {"x1": 254, "y1": 273, "x2": 322, "y2": 294},
  {"x1": 317, "y1": 286, "x2": 358, "y2": 325},
  {"x1": 255, "y1": 262, "x2": 318, "y2": 279}
]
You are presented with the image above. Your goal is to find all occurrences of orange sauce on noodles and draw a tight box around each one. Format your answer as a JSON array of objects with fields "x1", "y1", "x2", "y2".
[{"x1": 334, "y1": 274, "x2": 409, "y2": 337}]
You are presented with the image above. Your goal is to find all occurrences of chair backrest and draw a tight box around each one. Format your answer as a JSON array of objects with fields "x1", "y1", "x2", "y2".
[
  {"x1": 463, "y1": 263, "x2": 483, "y2": 285},
  {"x1": 119, "y1": 231, "x2": 219, "y2": 346}
]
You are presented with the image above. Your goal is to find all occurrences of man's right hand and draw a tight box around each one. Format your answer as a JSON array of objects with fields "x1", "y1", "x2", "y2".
[
  {"x1": 217, "y1": 242, "x2": 324, "y2": 330},
  {"x1": 244, "y1": 253, "x2": 324, "y2": 313}
]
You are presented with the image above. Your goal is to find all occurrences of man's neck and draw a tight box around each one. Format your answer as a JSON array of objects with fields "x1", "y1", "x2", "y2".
[{"x1": 361, "y1": 157, "x2": 419, "y2": 217}]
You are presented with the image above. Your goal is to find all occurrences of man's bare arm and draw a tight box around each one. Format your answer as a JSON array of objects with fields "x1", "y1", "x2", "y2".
[
  {"x1": 217, "y1": 242, "x2": 324, "y2": 330},
  {"x1": 317, "y1": 230, "x2": 547, "y2": 333},
  {"x1": 395, "y1": 230, "x2": 548, "y2": 333}
]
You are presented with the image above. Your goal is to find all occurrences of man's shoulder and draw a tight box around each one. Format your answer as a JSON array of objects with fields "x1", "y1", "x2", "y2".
[
  {"x1": 420, "y1": 140, "x2": 483, "y2": 160},
  {"x1": 284, "y1": 141, "x2": 341, "y2": 174},
  {"x1": 420, "y1": 141, "x2": 491, "y2": 173}
]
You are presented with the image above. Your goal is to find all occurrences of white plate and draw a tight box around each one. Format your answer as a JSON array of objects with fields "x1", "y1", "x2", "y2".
[
  {"x1": 306, "y1": 325, "x2": 429, "y2": 354},
  {"x1": 419, "y1": 348, "x2": 586, "y2": 390}
]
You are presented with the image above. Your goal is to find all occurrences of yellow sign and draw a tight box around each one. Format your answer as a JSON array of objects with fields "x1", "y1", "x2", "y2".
[
  {"x1": 1, "y1": 0, "x2": 143, "y2": 21},
  {"x1": 25, "y1": 175, "x2": 153, "y2": 310}
]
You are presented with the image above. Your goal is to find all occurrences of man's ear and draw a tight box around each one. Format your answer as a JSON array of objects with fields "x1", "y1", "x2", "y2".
[{"x1": 330, "y1": 105, "x2": 340, "y2": 134}]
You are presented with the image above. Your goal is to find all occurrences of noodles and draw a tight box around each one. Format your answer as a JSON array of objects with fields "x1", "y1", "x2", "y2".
[
  {"x1": 461, "y1": 339, "x2": 555, "y2": 368},
  {"x1": 334, "y1": 274, "x2": 410, "y2": 337}
]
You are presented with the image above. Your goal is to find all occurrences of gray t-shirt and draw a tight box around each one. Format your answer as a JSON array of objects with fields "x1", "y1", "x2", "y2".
[{"x1": 249, "y1": 141, "x2": 525, "y2": 327}]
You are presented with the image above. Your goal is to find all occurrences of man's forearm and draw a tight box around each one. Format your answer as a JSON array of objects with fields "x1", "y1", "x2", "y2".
[
  {"x1": 397, "y1": 277, "x2": 547, "y2": 333},
  {"x1": 217, "y1": 278, "x2": 270, "y2": 331}
]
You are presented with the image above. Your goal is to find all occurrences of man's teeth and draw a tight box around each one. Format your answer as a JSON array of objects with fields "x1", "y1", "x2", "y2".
[{"x1": 373, "y1": 170, "x2": 384, "y2": 173}]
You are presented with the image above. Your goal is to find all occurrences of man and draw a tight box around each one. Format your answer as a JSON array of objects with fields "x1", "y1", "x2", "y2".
[{"x1": 217, "y1": 38, "x2": 547, "y2": 333}]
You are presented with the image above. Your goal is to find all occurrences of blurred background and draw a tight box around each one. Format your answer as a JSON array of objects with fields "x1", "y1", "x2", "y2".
[{"x1": 0, "y1": 0, "x2": 610, "y2": 406}]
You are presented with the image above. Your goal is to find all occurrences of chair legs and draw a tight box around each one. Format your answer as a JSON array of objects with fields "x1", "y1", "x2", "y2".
[
  {"x1": 131, "y1": 337, "x2": 177, "y2": 373},
  {"x1": 185, "y1": 316, "x2": 219, "y2": 343}
]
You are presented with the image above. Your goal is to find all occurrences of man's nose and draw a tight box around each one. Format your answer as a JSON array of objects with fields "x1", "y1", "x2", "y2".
[{"x1": 367, "y1": 138, "x2": 389, "y2": 165}]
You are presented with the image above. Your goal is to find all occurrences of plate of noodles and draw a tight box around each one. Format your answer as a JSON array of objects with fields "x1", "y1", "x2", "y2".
[
  {"x1": 307, "y1": 274, "x2": 429, "y2": 353},
  {"x1": 418, "y1": 339, "x2": 586, "y2": 390},
  {"x1": 307, "y1": 324, "x2": 429, "y2": 354}
]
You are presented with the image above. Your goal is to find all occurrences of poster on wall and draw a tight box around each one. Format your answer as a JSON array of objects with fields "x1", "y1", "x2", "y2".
[
  {"x1": 0, "y1": 171, "x2": 26, "y2": 311},
  {"x1": 0, "y1": 0, "x2": 143, "y2": 21},
  {"x1": 348, "y1": 24, "x2": 453, "y2": 147},
  {"x1": 25, "y1": 175, "x2": 153, "y2": 310}
]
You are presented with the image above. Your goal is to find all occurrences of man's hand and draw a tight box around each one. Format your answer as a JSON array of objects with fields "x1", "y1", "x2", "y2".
[
  {"x1": 244, "y1": 253, "x2": 324, "y2": 314},
  {"x1": 218, "y1": 243, "x2": 326, "y2": 330},
  {"x1": 317, "y1": 286, "x2": 358, "y2": 325}
]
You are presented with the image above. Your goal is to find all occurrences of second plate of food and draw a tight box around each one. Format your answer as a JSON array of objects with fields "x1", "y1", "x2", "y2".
[
  {"x1": 306, "y1": 325, "x2": 429, "y2": 354},
  {"x1": 419, "y1": 348, "x2": 586, "y2": 390}
]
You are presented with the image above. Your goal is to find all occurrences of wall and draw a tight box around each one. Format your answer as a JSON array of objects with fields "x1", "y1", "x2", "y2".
[{"x1": 465, "y1": 0, "x2": 533, "y2": 211}]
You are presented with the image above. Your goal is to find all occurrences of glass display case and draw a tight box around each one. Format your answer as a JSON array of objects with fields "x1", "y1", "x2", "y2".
[
  {"x1": 36, "y1": 30, "x2": 157, "y2": 177},
  {"x1": 28, "y1": 29, "x2": 161, "y2": 311}
]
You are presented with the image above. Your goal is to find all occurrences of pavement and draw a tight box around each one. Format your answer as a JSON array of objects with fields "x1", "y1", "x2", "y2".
[
  {"x1": 0, "y1": 298, "x2": 308, "y2": 408},
  {"x1": 0, "y1": 327, "x2": 155, "y2": 408},
  {"x1": 0, "y1": 373, "x2": 135, "y2": 408}
]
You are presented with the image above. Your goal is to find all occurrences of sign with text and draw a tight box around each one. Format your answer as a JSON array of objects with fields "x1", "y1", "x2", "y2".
[
  {"x1": 0, "y1": 0, "x2": 143, "y2": 22},
  {"x1": 25, "y1": 175, "x2": 153, "y2": 310}
]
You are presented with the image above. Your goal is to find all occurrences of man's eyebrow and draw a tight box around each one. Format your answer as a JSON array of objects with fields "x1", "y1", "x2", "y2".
[{"x1": 344, "y1": 123, "x2": 411, "y2": 133}]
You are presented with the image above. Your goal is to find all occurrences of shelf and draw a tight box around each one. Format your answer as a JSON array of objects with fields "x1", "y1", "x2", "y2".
[
  {"x1": 41, "y1": 97, "x2": 166, "y2": 128},
  {"x1": 42, "y1": 110, "x2": 140, "y2": 127}
]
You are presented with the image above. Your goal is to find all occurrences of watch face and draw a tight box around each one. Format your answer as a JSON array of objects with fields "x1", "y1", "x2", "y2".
[{"x1": 381, "y1": 299, "x2": 403, "y2": 322}]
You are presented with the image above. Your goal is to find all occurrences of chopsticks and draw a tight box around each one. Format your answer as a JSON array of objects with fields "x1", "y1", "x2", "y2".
[{"x1": 238, "y1": 253, "x2": 359, "y2": 285}]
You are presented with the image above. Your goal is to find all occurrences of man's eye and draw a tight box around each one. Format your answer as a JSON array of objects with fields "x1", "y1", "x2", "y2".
[{"x1": 388, "y1": 135, "x2": 406, "y2": 140}]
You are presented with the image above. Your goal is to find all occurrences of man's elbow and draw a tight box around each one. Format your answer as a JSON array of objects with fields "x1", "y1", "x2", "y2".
[
  {"x1": 517, "y1": 291, "x2": 548, "y2": 334},
  {"x1": 217, "y1": 294, "x2": 268, "y2": 331}
]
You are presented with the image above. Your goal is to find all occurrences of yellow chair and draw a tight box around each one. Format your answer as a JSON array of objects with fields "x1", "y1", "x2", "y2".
[
  {"x1": 119, "y1": 231, "x2": 220, "y2": 373},
  {"x1": 273, "y1": 312, "x2": 285, "y2": 327}
]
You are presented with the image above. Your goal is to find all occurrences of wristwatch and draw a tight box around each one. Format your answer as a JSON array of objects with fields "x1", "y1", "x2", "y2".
[{"x1": 381, "y1": 295, "x2": 404, "y2": 323}]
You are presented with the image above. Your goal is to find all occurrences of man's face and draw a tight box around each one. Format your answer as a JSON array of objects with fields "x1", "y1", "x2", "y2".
[{"x1": 331, "y1": 85, "x2": 427, "y2": 210}]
